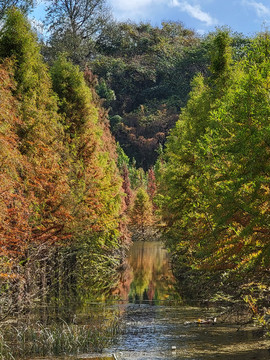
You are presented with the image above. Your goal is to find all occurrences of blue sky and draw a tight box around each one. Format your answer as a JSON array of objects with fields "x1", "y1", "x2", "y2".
[
  {"x1": 33, "y1": 0, "x2": 270, "y2": 36},
  {"x1": 106, "y1": 0, "x2": 270, "y2": 35}
]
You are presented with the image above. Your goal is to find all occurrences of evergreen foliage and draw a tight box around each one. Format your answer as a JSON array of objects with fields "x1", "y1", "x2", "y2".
[
  {"x1": 130, "y1": 188, "x2": 153, "y2": 239},
  {"x1": 158, "y1": 29, "x2": 270, "y2": 291}
]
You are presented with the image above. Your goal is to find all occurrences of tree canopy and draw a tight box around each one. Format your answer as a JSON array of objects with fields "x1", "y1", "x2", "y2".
[
  {"x1": 0, "y1": 0, "x2": 33, "y2": 19},
  {"x1": 45, "y1": 0, "x2": 110, "y2": 65},
  {"x1": 0, "y1": 9, "x2": 126, "y2": 308},
  {"x1": 158, "y1": 29, "x2": 270, "y2": 291}
]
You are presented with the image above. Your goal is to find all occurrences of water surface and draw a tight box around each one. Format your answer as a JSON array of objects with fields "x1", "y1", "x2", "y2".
[
  {"x1": 113, "y1": 241, "x2": 180, "y2": 304},
  {"x1": 28, "y1": 241, "x2": 270, "y2": 360},
  {"x1": 106, "y1": 241, "x2": 270, "y2": 360}
]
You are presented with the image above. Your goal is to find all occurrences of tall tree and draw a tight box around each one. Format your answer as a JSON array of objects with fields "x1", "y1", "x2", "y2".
[
  {"x1": 45, "y1": 0, "x2": 111, "y2": 65},
  {"x1": 50, "y1": 55, "x2": 125, "y2": 298},
  {"x1": 0, "y1": 10, "x2": 72, "y2": 311},
  {"x1": 0, "y1": 0, "x2": 33, "y2": 19},
  {"x1": 158, "y1": 29, "x2": 234, "y2": 272},
  {"x1": 0, "y1": 62, "x2": 30, "y2": 263},
  {"x1": 159, "y1": 29, "x2": 270, "y2": 289},
  {"x1": 0, "y1": 9, "x2": 70, "y2": 247},
  {"x1": 130, "y1": 188, "x2": 153, "y2": 239},
  {"x1": 196, "y1": 32, "x2": 270, "y2": 270}
]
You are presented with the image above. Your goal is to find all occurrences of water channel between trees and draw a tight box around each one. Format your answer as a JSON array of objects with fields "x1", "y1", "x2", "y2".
[{"x1": 29, "y1": 241, "x2": 270, "y2": 360}]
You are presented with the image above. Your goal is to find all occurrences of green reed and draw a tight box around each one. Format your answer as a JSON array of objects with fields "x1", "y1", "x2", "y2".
[{"x1": 0, "y1": 317, "x2": 120, "y2": 359}]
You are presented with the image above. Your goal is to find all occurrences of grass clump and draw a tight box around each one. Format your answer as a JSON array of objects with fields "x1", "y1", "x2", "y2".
[{"x1": 0, "y1": 317, "x2": 120, "y2": 359}]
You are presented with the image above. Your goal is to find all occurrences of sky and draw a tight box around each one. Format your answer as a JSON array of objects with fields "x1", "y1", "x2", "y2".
[
  {"x1": 106, "y1": 0, "x2": 270, "y2": 35},
  {"x1": 33, "y1": 0, "x2": 270, "y2": 36}
]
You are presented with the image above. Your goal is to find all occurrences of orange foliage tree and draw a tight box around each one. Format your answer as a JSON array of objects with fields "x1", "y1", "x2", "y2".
[
  {"x1": 0, "y1": 62, "x2": 30, "y2": 267},
  {"x1": 0, "y1": 10, "x2": 126, "y2": 308}
]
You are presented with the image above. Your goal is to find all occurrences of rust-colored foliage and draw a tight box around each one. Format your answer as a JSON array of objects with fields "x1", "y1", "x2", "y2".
[
  {"x1": 114, "y1": 107, "x2": 178, "y2": 169},
  {"x1": 0, "y1": 10, "x2": 73, "y2": 250},
  {"x1": 147, "y1": 168, "x2": 156, "y2": 201},
  {"x1": 0, "y1": 62, "x2": 30, "y2": 259},
  {"x1": 122, "y1": 164, "x2": 133, "y2": 209}
]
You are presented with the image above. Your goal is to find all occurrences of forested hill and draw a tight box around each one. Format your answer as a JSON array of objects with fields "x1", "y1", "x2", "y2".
[
  {"x1": 89, "y1": 24, "x2": 249, "y2": 169},
  {"x1": 89, "y1": 22, "x2": 207, "y2": 169},
  {"x1": 32, "y1": 0, "x2": 248, "y2": 169}
]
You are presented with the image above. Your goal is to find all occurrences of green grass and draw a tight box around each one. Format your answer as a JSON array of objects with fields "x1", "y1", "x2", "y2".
[{"x1": 0, "y1": 317, "x2": 120, "y2": 359}]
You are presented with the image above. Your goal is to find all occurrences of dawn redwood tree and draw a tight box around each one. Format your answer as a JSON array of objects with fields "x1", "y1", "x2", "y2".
[
  {"x1": 51, "y1": 55, "x2": 123, "y2": 237},
  {"x1": 197, "y1": 32, "x2": 270, "y2": 270},
  {"x1": 0, "y1": 62, "x2": 30, "y2": 266},
  {"x1": 130, "y1": 188, "x2": 153, "y2": 239},
  {"x1": 0, "y1": 10, "x2": 69, "y2": 249},
  {"x1": 159, "y1": 28, "x2": 270, "y2": 280},
  {"x1": 158, "y1": 29, "x2": 234, "y2": 271},
  {"x1": 50, "y1": 55, "x2": 125, "y2": 298},
  {"x1": 0, "y1": 9, "x2": 71, "y2": 248},
  {"x1": 0, "y1": 10, "x2": 74, "y2": 311},
  {"x1": 0, "y1": 10, "x2": 74, "y2": 309}
]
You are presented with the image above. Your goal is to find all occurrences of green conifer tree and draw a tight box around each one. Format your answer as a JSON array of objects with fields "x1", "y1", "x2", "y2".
[{"x1": 130, "y1": 188, "x2": 153, "y2": 240}]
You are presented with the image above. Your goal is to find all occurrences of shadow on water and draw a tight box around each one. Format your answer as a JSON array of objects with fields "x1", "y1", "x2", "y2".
[{"x1": 22, "y1": 241, "x2": 270, "y2": 360}]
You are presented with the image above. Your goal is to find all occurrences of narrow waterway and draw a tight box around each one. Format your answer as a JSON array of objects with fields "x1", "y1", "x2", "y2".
[
  {"x1": 103, "y1": 241, "x2": 270, "y2": 360},
  {"x1": 26, "y1": 241, "x2": 270, "y2": 360}
]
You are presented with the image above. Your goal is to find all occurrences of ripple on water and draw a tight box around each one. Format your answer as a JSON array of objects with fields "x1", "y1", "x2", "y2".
[{"x1": 106, "y1": 303, "x2": 270, "y2": 360}]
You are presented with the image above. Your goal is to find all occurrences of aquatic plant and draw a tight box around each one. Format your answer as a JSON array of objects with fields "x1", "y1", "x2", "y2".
[
  {"x1": 0, "y1": 331, "x2": 14, "y2": 360},
  {"x1": 0, "y1": 317, "x2": 120, "y2": 359}
]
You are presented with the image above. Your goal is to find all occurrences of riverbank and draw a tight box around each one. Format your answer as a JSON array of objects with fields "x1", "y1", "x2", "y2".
[
  {"x1": 1, "y1": 240, "x2": 270, "y2": 360},
  {"x1": 171, "y1": 259, "x2": 270, "y2": 332}
]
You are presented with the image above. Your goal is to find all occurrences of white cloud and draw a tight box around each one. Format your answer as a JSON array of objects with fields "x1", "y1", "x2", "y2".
[
  {"x1": 109, "y1": 0, "x2": 217, "y2": 25},
  {"x1": 171, "y1": 0, "x2": 217, "y2": 26},
  {"x1": 29, "y1": 17, "x2": 44, "y2": 33},
  {"x1": 109, "y1": 0, "x2": 165, "y2": 20},
  {"x1": 197, "y1": 28, "x2": 207, "y2": 35},
  {"x1": 242, "y1": 1, "x2": 270, "y2": 17}
]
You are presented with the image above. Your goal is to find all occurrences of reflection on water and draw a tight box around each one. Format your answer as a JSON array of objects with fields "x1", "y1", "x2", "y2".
[
  {"x1": 25, "y1": 241, "x2": 270, "y2": 360},
  {"x1": 106, "y1": 241, "x2": 270, "y2": 360},
  {"x1": 108, "y1": 305, "x2": 270, "y2": 360},
  {"x1": 113, "y1": 241, "x2": 180, "y2": 304}
]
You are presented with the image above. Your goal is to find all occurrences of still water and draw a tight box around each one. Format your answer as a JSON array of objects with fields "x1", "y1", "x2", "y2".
[
  {"x1": 29, "y1": 241, "x2": 270, "y2": 360},
  {"x1": 112, "y1": 241, "x2": 180, "y2": 304},
  {"x1": 105, "y1": 241, "x2": 270, "y2": 360}
]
